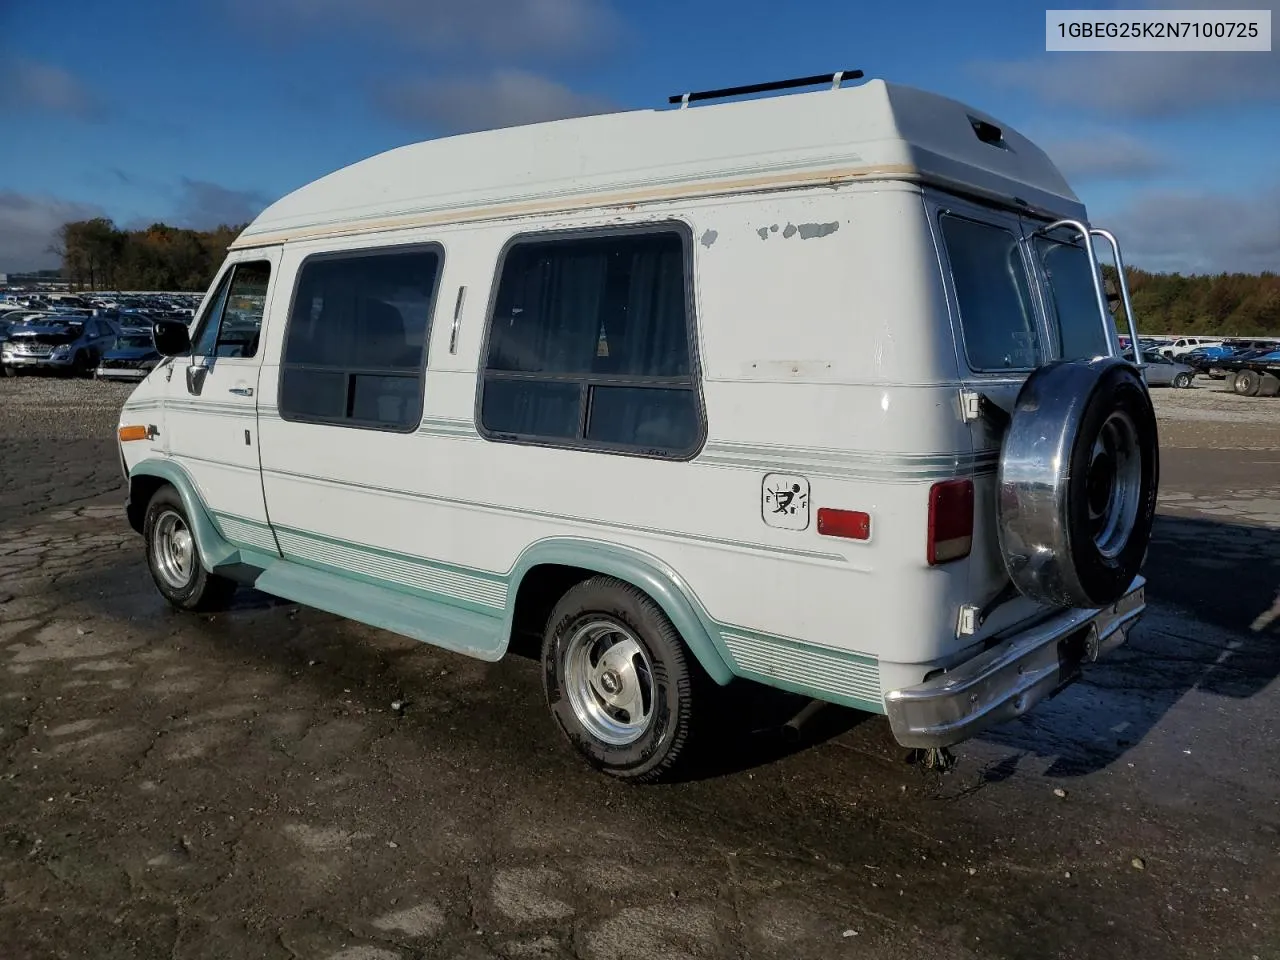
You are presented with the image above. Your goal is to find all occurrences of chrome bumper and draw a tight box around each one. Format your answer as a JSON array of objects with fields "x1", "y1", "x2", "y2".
[
  {"x1": 2, "y1": 355, "x2": 72, "y2": 368},
  {"x1": 884, "y1": 577, "x2": 1146, "y2": 749},
  {"x1": 95, "y1": 367, "x2": 149, "y2": 380}
]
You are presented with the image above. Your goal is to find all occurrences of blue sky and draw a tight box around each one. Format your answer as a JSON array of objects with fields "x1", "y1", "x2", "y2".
[{"x1": 1, "y1": 0, "x2": 1276, "y2": 274}]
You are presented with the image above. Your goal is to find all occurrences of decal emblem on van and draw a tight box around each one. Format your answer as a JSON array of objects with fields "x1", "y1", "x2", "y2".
[{"x1": 762, "y1": 474, "x2": 810, "y2": 531}]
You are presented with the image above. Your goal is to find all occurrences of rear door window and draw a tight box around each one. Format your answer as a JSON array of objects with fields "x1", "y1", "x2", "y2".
[
  {"x1": 1034, "y1": 238, "x2": 1112, "y2": 361},
  {"x1": 939, "y1": 214, "x2": 1041, "y2": 371}
]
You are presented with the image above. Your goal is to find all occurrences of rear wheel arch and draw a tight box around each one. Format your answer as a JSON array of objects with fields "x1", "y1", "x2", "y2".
[{"x1": 502, "y1": 540, "x2": 734, "y2": 684}]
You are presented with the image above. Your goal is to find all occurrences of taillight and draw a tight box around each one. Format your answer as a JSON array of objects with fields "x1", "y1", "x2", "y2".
[{"x1": 927, "y1": 479, "x2": 973, "y2": 565}]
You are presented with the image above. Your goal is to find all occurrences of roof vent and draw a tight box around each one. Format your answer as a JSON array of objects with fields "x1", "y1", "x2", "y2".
[
  {"x1": 669, "y1": 70, "x2": 865, "y2": 108},
  {"x1": 968, "y1": 116, "x2": 1006, "y2": 149}
]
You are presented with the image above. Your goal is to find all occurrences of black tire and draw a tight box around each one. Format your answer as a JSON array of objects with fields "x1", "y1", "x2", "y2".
[
  {"x1": 542, "y1": 576, "x2": 698, "y2": 782},
  {"x1": 998, "y1": 358, "x2": 1159, "y2": 609},
  {"x1": 143, "y1": 485, "x2": 237, "y2": 612},
  {"x1": 0, "y1": 365, "x2": 12, "y2": 378},
  {"x1": 1234, "y1": 369, "x2": 1262, "y2": 397},
  {"x1": 1173, "y1": 372, "x2": 1192, "y2": 389},
  {"x1": 1259, "y1": 373, "x2": 1280, "y2": 398},
  {"x1": 1223, "y1": 372, "x2": 1237, "y2": 391}
]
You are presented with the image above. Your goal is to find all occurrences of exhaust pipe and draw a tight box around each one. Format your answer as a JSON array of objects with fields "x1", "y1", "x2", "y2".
[{"x1": 782, "y1": 698, "x2": 828, "y2": 742}]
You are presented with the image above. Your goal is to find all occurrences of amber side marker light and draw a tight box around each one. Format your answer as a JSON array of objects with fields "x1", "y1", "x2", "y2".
[{"x1": 118, "y1": 425, "x2": 150, "y2": 442}]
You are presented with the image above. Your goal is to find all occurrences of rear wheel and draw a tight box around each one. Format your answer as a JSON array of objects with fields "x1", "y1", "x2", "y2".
[
  {"x1": 1259, "y1": 373, "x2": 1280, "y2": 398},
  {"x1": 1173, "y1": 372, "x2": 1192, "y2": 389},
  {"x1": 143, "y1": 486, "x2": 237, "y2": 612},
  {"x1": 1234, "y1": 369, "x2": 1262, "y2": 397},
  {"x1": 542, "y1": 576, "x2": 698, "y2": 782}
]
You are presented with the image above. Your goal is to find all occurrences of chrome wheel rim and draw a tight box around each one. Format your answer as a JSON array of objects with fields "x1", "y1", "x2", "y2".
[
  {"x1": 152, "y1": 509, "x2": 195, "y2": 589},
  {"x1": 563, "y1": 619, "x2": 655, "y2": 746},
  {"x1": 1085, "y1": 410, "x2": 1142, "y2": 560}
]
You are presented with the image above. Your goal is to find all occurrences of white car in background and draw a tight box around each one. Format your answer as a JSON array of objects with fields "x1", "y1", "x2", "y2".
[{"x1": 1161, "y1": 336, "x2": 1223, "y2": 359}]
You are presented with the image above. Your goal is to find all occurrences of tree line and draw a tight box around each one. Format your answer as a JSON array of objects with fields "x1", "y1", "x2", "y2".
[
  {"x1": 53, "y1": 218, "x2": 244, "y2": 293},
  {"x1": 52, "y1": 218, "x2": 1279, "y2": 335}
]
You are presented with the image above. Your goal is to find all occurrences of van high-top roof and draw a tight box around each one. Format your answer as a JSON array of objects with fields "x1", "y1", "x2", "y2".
[{"x1": 233, "y1": 78, "x2": 1083, "y2": 250}]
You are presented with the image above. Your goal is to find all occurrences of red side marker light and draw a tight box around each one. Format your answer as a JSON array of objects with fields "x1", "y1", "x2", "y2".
[{"x1": 817, "y1": 508, "x2": 871, "y2": 541}]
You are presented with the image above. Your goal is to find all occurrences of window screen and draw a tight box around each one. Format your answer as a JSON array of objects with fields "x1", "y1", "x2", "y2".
[
  {"x1": 279, "y1": 247, "x2": 440, "y2": 431},
  {"x1": 1035, "y1": 238, "x2": 1112, "y2": 361},
  {"x1": 940, "y1": 215, "x2": 1041, "y2": 371},
  {"x1": 478, "y1": 229, "x2": 702, "y2": 457}
]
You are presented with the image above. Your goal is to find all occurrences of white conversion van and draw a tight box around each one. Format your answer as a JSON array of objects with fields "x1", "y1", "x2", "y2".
[{"x1": 117, "y1": 73, "x2": 1156, "y2": 781}]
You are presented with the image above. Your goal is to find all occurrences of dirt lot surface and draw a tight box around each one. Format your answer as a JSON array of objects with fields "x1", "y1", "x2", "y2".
[{"x1": 1, "y1": 376, "x2": 1278, "y2": 960}]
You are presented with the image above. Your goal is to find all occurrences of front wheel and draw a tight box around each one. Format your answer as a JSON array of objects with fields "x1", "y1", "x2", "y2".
[
  {"x1": 542, "y1": 576, "x2": 699, "y2": 783},
  {"x1": 143, "y1": 486, "x2": 238, "y2": 612},
  {"x1": 1173, "y1": 372, "x2": 1192, "y2": 389}
]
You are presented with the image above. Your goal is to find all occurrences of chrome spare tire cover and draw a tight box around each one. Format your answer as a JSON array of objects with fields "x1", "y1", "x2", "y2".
[{"x1": 997, "y1": 357, "x2": 1159, "y2": 609}]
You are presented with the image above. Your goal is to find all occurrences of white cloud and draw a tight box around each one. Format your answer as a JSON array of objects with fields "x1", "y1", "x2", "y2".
[
  {"x1": 379, "y1": 69, "x2": 616, "y2": 134},
  {"x1": 0, "y1": 59, "x2": 102, "y2": 119},
  {"x1": 246, "y1": 0, "x2": 616, "y2": 58},
  {"x1": 1103, "y1": 182, "x2": 1280, "y2": 273},
  {"x1": 973, "y1": 50, "x2": 1280, "y2": 118},
  {"x1": 0, "y1": 192, "x2": 105, "y2": 273},
  {"x1": 1045, "y1": 131, "x2": 1169, "y2": 181}
]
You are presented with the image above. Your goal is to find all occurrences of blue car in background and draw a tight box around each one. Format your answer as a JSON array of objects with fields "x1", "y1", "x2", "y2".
[{"x1": 94, "y1": 328, "x2": 163, "y2": 381}]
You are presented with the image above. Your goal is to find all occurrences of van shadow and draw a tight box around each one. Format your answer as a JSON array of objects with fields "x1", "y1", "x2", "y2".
[
  {"x1": 978, "y1": 513, "x2": 1280, "y2": 778},
  {"x1": 46, "y1": 560, "x2": 870, "y2": 782}
]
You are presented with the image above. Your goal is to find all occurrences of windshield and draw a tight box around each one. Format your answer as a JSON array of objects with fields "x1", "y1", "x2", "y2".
[{"x1": 1035, "y1": 238, "x2": 1113, "y2": 361}]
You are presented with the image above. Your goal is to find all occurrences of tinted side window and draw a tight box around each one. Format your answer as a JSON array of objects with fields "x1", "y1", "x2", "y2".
[
  {"x1": 478, "y1": 229, "x2": 702, "y2": 457},
  {"x1": 280, "y1": 247, "x2": 441, "y2": 431},
  {"x1": 940, "y1": 215, "x2": 1040, "y2": 371}
]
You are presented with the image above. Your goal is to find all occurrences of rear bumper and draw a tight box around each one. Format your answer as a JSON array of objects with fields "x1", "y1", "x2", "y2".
[{"x1": 884, "y1": 577, "x2": 1146, "y2": 749}]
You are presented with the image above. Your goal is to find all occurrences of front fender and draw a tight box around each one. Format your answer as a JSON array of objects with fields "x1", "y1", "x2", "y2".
[
  {"x1": 504, "y1": 538, "x2": 734, "y2": 684},
  {"x1": 128, "y1": 459, "x2": 239, "y2": 571}
]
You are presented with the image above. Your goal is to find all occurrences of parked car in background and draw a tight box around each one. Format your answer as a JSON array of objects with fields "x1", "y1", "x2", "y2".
[
  {"x1": 1134, "y1": 350, "x2": 1195, "y2": 388},
  {"x1": 0, "y1": 316, "x2": 120, "y2": 376},
  {"x1": 95, "y1": 328, "x2": 163, "y2": 380},
  {"x1": 1161, "y1": 336, "x2": 1223, "y2": 359}
]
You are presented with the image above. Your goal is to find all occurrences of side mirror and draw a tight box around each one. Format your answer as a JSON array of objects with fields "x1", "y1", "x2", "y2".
[{"x1": 152, "y1": 318, "x2": 191, "y2": 357}]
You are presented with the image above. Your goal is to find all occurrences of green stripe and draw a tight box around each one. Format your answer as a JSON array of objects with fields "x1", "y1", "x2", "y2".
[
  {"x1": 261, "y1": 466, "x2": 846, "y2": 564},
  {"x1": 269, "y1": 523, "x2": 508, "y2": 616},
  {"x1": 717, "y1": 626, "x2": 883, "y2": 713}
]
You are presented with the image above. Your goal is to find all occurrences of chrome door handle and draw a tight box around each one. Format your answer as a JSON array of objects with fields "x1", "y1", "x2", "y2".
[{"x1": 229, "y1": 386, "x2": 254, "y2": 397}]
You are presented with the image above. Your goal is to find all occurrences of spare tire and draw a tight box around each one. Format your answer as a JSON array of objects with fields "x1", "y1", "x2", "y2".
[{"x1": 997, "y1": 357, "x2": 1159, "y2": 609}]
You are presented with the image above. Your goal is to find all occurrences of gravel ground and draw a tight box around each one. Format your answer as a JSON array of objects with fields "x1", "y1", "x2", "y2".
[
  {"x1": 0, "y1": 377, "x2": 134, "y2": 528},
  {"x1": 1150, "y1": 380, "x2": 1280, "y2": 450},
  {"x1": 1, "y1": 372, "x2": 1278, "y2": 959}
]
